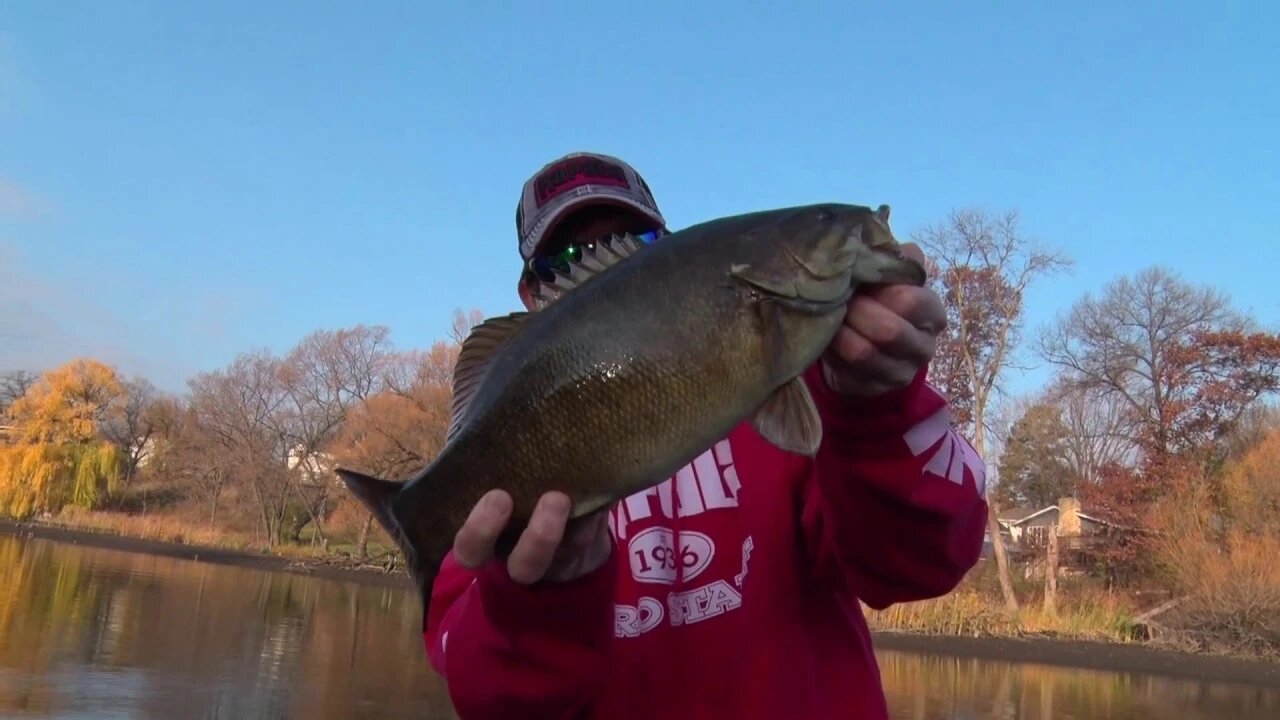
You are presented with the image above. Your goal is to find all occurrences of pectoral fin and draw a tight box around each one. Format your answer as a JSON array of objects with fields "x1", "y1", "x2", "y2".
[{"x1": 752, "y1": 375, "x2": 823, "y2": 456}]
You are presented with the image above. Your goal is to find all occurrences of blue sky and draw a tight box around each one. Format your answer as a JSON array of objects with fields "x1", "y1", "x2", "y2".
[{"x1": 1, "y1": 1, "x2": 1276, "y2": 398}]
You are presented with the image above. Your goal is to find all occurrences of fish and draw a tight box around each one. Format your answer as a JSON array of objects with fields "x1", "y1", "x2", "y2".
[{"x1": 335, "y1": 202, "x2": 927, "y2": 617}]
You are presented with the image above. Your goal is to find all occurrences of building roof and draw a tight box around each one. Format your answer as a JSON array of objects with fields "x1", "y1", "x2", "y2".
[{"x1": 998, "y1": 501, "x2": 1120, "y2": 529}]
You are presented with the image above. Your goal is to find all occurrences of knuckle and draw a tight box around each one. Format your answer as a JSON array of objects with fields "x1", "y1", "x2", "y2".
[
  {"x1": 527, "y1": 522, "x2": 564, "y2": 553},
  {"x1": 837, "y1": 330, "x2": 873, "y2": 362}
]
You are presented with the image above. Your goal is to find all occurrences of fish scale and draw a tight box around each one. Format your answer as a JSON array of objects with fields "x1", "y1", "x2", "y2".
[{"x1": 336, "y1": 202, "x2": 927, "y2": 618}]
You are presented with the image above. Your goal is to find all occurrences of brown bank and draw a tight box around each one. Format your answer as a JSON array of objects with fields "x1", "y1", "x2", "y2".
[{"x1": 2, "y1": 518, "x2": 1277, "y2": 689}]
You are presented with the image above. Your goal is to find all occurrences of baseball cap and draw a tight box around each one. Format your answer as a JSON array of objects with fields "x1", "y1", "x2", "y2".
[{"x1": 515, "y1": 152, "x2": 666, "y2": 262}]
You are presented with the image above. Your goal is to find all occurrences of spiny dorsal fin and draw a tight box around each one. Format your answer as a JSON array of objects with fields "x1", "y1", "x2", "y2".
[
  {"x1": 531, "y1": 233, "x2": 647, "y2": 309},
  {"x1": 447, "y1": 312, "x2": 531, "y2": 443}
]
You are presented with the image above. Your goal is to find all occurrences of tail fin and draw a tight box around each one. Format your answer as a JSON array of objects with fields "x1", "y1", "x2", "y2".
[
  {"x1": 336, "y1": 467, "x2": 402, "y2": 539},
  {"x1": 336, "y1": 466, "x2": 453, "y2": 619}
]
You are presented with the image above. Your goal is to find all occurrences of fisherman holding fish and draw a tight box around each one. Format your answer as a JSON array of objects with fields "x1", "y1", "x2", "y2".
[{"x1": 339, "y1": 152, "x2": 988, "y2": 720}]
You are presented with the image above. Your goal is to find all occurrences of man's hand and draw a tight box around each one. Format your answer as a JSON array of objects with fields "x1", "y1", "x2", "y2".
[
  {"x1": 452, "y1": 489, "x2": 613, "y2": 584},
  {"x1": 823, "y1": 243, "x2": 947, "y2": 397}
]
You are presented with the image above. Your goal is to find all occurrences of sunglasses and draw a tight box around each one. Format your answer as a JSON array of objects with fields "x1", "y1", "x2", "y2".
[{"x1": 528, "y1": 228, "x2": 665, "y2": 283}]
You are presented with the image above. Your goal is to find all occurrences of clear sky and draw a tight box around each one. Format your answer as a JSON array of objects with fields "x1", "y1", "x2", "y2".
[{"x1": 1, "y1": 1, "x2": 1276, "y2": 397}]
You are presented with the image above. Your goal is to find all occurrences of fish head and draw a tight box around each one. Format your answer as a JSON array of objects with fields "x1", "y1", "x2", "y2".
[
  {"x1": 729, "y1": 202, "x2": 926, "y2": 308},
  {"x1": 727, "y1": 202, "x2": 928, "y2": 380}
]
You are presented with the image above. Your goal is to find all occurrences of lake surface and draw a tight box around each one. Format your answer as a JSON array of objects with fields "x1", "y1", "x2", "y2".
[{"x1": 1, "y1": 533, "x2": 1278, "y2": 719}]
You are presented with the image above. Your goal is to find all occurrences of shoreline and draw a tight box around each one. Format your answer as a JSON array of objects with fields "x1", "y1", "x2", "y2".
[
  {"x1": 3, "y1": 518, "x2": 1278, "y2": 687},
  {"x1": 872, "y1": 631, "x2": 1280, "y2": 688},
  {"x1": 0, "y1": 518, "x2": 413, "y2": 590}
]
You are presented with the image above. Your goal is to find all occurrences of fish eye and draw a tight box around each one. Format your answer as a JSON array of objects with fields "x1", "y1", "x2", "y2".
[{"x1": 817, "y1": 208, "x2": 835, "y2": 222}]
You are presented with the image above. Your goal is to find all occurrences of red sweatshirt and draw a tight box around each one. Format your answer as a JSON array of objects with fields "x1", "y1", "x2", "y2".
[{"x1": 423, "y1": 364, "x2": 988, "y2": 720}]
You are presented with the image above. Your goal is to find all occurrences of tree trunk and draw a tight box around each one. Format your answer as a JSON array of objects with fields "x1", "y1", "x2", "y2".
[
  {"x1": 1044, "y1": 525, "x2": 1059, "y2": 617},
  {"x1": 357, "y1": 513, "x2": 374, "y2": 562},
  {"x1": 986, "y1": 497, "x2": 1021, "y2": 613},
  {"x1": 291, "y1": 477, "x2": 329, "y2": 547},
  {"x1": 973, "y1": 417, "x2": 1020, "y2": 615}
]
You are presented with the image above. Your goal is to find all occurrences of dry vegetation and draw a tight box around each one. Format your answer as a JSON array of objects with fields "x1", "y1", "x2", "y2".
[{"x1": 867, "y1": 580, "x2": 1139, "y2": 644}]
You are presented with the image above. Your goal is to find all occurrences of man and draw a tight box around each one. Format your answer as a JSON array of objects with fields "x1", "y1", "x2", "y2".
[{"x1": 422, "y1": 152, "x2": 988, "y2": 719}]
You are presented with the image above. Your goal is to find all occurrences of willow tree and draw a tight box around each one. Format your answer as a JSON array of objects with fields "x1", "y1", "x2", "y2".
[{"x1": 0, "y1": 358, "x2": 127, "y2": 518}]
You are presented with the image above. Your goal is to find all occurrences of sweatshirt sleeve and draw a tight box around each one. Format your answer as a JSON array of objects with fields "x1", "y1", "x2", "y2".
[
  {"x1": 422, "y1": 546, "x2": 618, "y2": 719},
  {"x1": 798, "y1": 363, "x2": 989, "y2": 609}
]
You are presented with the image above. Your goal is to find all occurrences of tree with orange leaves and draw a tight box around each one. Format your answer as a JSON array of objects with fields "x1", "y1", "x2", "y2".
[
  {"x1": 1040, "y1": 267, "x2": 1280, "y2": 586},
  {"x1": 1148, "y1": 429, "x2": 1280, "y2": 653},
  {"x1": 0, "y1": 358, "x2": 127, "y2": 518}
]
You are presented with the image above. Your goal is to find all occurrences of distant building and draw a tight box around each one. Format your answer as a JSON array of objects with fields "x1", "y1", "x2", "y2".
[
  {"x1": 983, "y1": 496, "x2": 1124, "y2": 574},
  {"x1": 999, "y1": 497, "x2": 1117, "y2": 548},
  {"x1": 286, "y1": 444, "x2": 338, "y2": 487}
]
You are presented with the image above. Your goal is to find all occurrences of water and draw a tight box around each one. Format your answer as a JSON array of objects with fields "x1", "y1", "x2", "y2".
[{"x1": 1, "y1": 534, "x2": 1277, "y2": 719}]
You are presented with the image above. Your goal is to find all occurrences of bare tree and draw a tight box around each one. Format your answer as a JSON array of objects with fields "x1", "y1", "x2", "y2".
[
  {"x1": 1036, "y1": 265, "x2": 1280, "y2": 459},
  {"x1": 99, "y1": 376, "x2": 160, "y2": 492},
  {"x1": 0, "y1": 369, "x2": 38, "y2": 415},
  {"x1": 449, "y1": 307, "x2": 485, "y2": 345},
  {"x1": 914, "y1": 207, "x2": 1071, "y2": 614},
  {"x1": 276, "y1": 325, "x2": 394, "y2": 545},
  {"x1": 186, "y1": 351, "x2": 295, "y2": 546},
  {"x1": 149, "y1": 399, "x2": 235, "y2": 524},
  {"x1": 1045, "y1": 379, "x2": 1140, "y2": 485}
]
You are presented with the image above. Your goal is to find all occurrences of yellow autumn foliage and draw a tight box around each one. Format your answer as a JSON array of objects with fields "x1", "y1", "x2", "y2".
[
  {"x1": 1150, "y1": 429, "x2": 1280, "y2": 654},
  {"x1": 8, "y1": 358, "x2": 125, "y2": 444},
  {"x1": 0, "y1": 358, "x2": 126, "y2": 519}
]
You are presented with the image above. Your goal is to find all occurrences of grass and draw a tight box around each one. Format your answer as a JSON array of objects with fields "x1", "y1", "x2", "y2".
[
  {"x1": 39, "y1": 506, "x2": 341, "y2": 562},
  {"x1": 864, "y1": 569, "x2": 1142, "y2": 644}
]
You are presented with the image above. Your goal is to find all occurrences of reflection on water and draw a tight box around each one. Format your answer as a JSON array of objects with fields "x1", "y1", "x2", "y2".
[
  {"x1": 879, "y1": 650, "x2": 1280, "y2": 719},
  {"x1": 1, "y1": 533, "x2": 1277, "y2": 719},
  {"x1": 0, "y1": 534, "x2": 454, "y2": 719}
]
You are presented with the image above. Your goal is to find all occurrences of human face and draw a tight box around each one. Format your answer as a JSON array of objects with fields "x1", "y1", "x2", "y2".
[{"x1": 519, "y1": 206, "x2": 665, "y2": 307}]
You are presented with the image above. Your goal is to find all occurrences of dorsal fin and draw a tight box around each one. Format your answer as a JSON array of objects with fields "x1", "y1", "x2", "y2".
[
  {"x1": 531, "y1": 233, "x2": 647, "y2": 309},
  {"x1": 447, "y1": 312, "x2": 531, "y2": 443}
]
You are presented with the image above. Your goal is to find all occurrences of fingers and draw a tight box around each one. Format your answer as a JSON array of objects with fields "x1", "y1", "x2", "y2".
[
  {"x1": 860, "y1": 284, "x2": 947, "y2": 335},
  {"x1": 453, "y1": 490, "x2": 611, "y2": 586},
  {"x1": 453, "y1": 489, "x2": 514, "y2": 569},
  {"x1": 838, "y1": 295, "x2": 937, "y2": 366},
  {"x1": 827, "y1": 328, "x2": 920, "y2": 392},
  {"x1": 507, "y1": 491, "x2": 572, "y2": 585}
]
